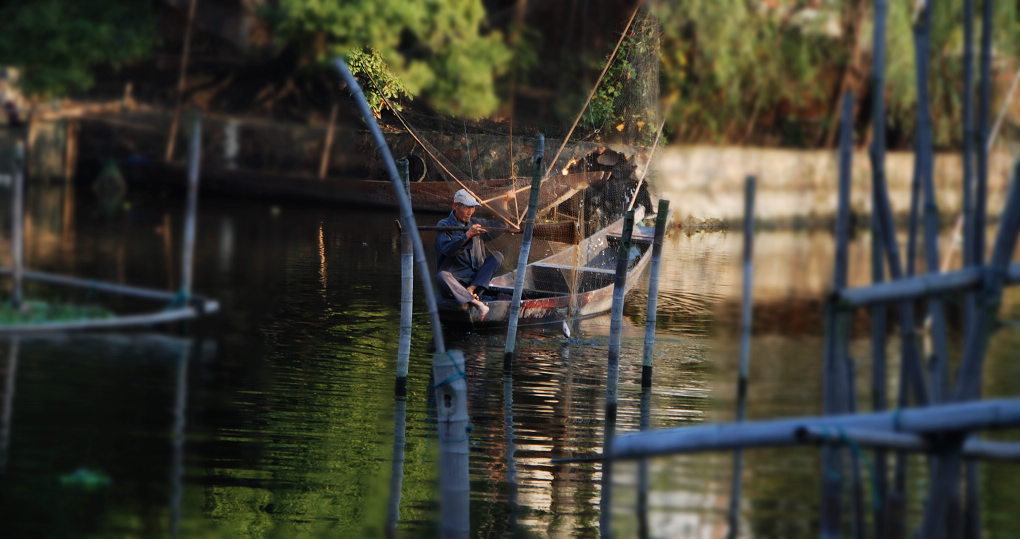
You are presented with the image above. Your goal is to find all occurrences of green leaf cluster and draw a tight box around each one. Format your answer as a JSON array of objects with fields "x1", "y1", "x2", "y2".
[
  {"x1": 266, "y1": 0, "x2": 514, "y2": 118},
  {"x1": 0, "y1": 300, "x2": 114, "y2": 324},
  {"x1": 0, "y1": 1, "x2": 154, "y2": 97}
]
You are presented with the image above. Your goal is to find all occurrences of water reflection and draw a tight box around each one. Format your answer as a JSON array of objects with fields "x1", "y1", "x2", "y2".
[{"x1": 2, "y1": 179, "x2": 1020, "y2": 537}]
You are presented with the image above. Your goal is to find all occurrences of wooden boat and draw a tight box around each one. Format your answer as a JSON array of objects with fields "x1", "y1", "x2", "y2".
[
  {"x1": 438, "y1": 205, "x2": 656, "y2": 327},
  {"x1": 113, "y1": 159, "x2": 606, "y2": 215}
]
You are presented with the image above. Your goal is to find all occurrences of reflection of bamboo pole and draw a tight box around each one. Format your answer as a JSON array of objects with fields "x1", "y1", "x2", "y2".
[
  {"x1": 434, "y1": 350, "x2": 469, "y2": 537},
  {"x1": 318, "y1": 103, "x2": 338, "y2": 179},
  {"x1": 165, "y1": 0, "x2": 198, "y2": 163},
  {"x1": 386, "y1": 396, "x2": 407, "y2": 537},
  {"x1": 727, "y1": 179, "x2": 754, "y2": 539},
  {"x1": 0, "y1": 338, "x2": 18, "y2": 471},
  {"x1": 600, "y1": 209, "x2": 635, "y2": 539},
  {"x1": 169, "y1": 340, "x2": 191, "y2": 538}
]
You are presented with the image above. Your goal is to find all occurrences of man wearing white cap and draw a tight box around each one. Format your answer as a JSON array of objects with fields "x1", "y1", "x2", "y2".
[{"x1": 434, "y1": 189, "x2": 505, "y2": 321}]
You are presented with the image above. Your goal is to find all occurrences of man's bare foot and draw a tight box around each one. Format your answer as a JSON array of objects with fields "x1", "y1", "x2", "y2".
[{"x1": 472, "y1": 299, "x2": 489, "y2": 321}]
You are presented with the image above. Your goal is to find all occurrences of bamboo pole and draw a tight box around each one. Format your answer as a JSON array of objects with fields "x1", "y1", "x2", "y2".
[
  {"x1": 868, "y1": 0, "x2": 930, "y2": 412},
  {"x1": 798, "y1": 426, "x2": 1020, "y2": 460},
  {"x1": 0, "y1": 268, "x2": 219, "y2": 306},
  {"x1": 975, "y1": 0, "x2": 993, "y2": 262},
  {"x1": 967, "y1": 5, "x2": 995, "y2": 533},
  {"x1": 503, "y1": 134, "x2": 545, "y2": 371},
  {"x1": 334, "y1": 59, "x2": 445, "y2": 354},
  {"x1": 164, "y1": 0, "x2": 198, "y2": 163},
  {"x1": 726, "y1": 178, "x2": 755, "y2": 539},
  {"x1": 318, "y1": 103, "x2": 338, "y2": 179},
  {"x1": 641, "y1": 199, "x2": 670, "y2": 388},
  {"x1": 434, "y1": 350, "x2": 470, "y2": 538},
  {"x1": 396, "y1": 158, "x2": 413, "y2": 395},
  {"x1": 0, "y1": 306, "x2": 206, "y2": 334},
  {"x1": 10, "y1": 143, "x2": 23, "y2": 308},
  {"x1": 386, "y1": 395, "x2": 407, "y2": 538},
  {"x1": 825, "y1": 92, "x2": 857, "y2": 538},
  {"x1": 608, "y1": 397, "x2": 1020, "y2": 460},
  {"x1": 599, "y1": 209, "x2": 635, "y2": 539},
  {"x1": 922, "y1": 167, "x2": 1020, "y2": 539},
  {"x1": 637, "y1": 199, "x2": 668, "y2": 539},
  {"x1": 180, "y1": 110, "x2": 201, "y2": 303}
]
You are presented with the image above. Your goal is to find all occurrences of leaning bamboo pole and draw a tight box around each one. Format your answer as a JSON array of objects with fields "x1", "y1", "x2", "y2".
[
  {"x1": 599, "y1": 209, "x2": 635, "y2": 539},
  {"x1": 503, "y1": 135, "x2": 545, "y2": 371},
  {"x1": 726, "y1": 178, "x2": 755, "y2": 539},
  {"x1": 333, "y1": 58, "x2": 445, "y2": 354}
]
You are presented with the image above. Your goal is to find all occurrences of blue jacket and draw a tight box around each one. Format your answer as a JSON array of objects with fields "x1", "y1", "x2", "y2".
[{"x1": 434, "y1": 211, "x2": 492, "y2": 282}]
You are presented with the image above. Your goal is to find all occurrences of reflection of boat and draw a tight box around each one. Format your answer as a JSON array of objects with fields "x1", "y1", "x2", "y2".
[{"x1": 439, "y1": 206, "x2": 655, "y2": 326}]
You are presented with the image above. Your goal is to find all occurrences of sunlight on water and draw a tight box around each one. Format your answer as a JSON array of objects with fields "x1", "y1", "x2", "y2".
[{"x1": 1, "y1": 181, "x2": 1020, "y2": 537}]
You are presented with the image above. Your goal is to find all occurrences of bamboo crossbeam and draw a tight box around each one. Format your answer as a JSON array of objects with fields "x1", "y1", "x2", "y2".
[
  {"x1": 796, "y1": 426, "x2": 1020, "y2": 461},
  {"x1": 0, "y1": 306, "x2": 204, "y2": 334},
  {"x1": 608, "y1": 398, "x2": 1020, "y2": 460},
  {"x1": 831, "y1": 264, "x2": 1020, "y2": 308},
  {"x1": 0, "y1": 268, "x2": 218, "y2": 310}
]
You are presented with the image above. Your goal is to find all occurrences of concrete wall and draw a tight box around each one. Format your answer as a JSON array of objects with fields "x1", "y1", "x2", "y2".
[{"x1": 652, "y1": 145, "x2": 1017, "y2": 225}]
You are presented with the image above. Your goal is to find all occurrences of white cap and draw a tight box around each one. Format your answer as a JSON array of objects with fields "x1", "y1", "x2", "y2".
[{"x1": 453, "y1": 189, "x2": 480, "y2": 206}]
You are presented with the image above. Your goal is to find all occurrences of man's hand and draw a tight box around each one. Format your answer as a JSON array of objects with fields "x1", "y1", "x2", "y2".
[{"x1": 466, "y1": 223, "x2": 486, "y2": 238}]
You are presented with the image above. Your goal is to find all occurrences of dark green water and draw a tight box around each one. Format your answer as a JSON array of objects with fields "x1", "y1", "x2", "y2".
[{"x1": 0, "y1": 179, "x2": 1019, "y2": 538}]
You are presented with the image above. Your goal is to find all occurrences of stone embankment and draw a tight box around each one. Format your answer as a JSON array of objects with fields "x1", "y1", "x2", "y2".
[{"x1": 652, "y1": 145, "x2": 1017, "y2": 228}]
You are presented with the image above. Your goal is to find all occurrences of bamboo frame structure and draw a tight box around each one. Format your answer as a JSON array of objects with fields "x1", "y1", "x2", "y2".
[{"x1": 1, "y1": 113, "x2": 218, "y2": 334}]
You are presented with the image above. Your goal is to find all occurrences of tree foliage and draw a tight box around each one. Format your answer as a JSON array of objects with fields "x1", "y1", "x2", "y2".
[
  {"x1": 264, "y1": 0, "x2": 514, "y2": 118},
  {"x1": 0, "y1": 1, "x2": 154, "y2": 97},
  {"x1": 653, "y1": 0, "x2": 1019, "y2": 148}
]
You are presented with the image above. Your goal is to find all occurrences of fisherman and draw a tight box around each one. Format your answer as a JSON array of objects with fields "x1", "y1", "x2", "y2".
[{"x1": 434, "y1": 189, "x2": 504, "y2": 321}]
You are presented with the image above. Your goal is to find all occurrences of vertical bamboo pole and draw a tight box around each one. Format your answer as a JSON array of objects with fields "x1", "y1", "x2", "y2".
[
  {"x1": 962, "y1": 0, "x2": 977, "y2": 270},
  {"x1": 637, "y1": 199, "x2": 669, "y2": 539},
  {"x1": 434, "y1": 350, "x2": 470, "y2": 538},
  {"x1": 868, "y1": 0, "x2": 929, "y2": 410},
  {"x1": 641, "y1": 199, "x2": 670, "y2": 388},
  {"x1": 906, "y1": 142, "x2": 921, "y2": 277},
  {"x1": 180, "y1": 111, "x2": 201, "y2": 303},
  {"x1": 334, "y1": 59, "x2": 445, "y2": 353},
  {"x1": 599, "y1": 209, "x2": 635, "y2": 539},
  {"x1": 824, "y1": 93, "x2": 856, "y2": 538},
  {"x1": 504, "y1": 134, "x2": 545, "y2": 371},
  {"x1": 165, "y1": 0, "x2": 198, "y2": 163},
  {"x1": 0, "y1": 338, "x2": 18, "y2": 472},
  {"x1": 967, "y1": 12, "x2": 996, "y2": 533},
  {"x1": 913, "y1": 0, "x2": 950, "y2": 404},
  {"x1": 386, "y1": 395, "x2": 407, "y2": 538},
  {"x1": 396, "y1": 158, "x2": 413, "y2": 395},
  {"x1": 727, "y1": 178, "x2": 755, "y2": 539},
  {"x1": 975, "y1": 0, "x2": 993, "y2": 263},
  {"x1": 318, "y1": 103, "x2": 339, "y2": 179},
  {"x1": 10, "y1": 143, "x2": 24, "y2": 308}
]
